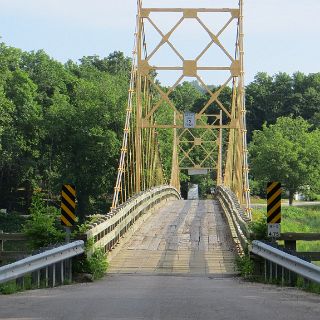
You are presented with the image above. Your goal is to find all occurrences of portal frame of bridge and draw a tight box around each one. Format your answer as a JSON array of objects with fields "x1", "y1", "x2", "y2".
[{"x1": 112, "y1": 0, "x2": 251, "y2": 218}]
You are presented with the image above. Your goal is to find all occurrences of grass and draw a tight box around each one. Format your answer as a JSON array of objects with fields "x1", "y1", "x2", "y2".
[
  {"x1": 252, "y1": 206, "x2": 320, "y2": 262},
  {"x1": 250, "y1": 197, "x2": 267, "y2": 204},
  {"x1": 250, "y1": 206, "x2": 320, "y2": 293}
]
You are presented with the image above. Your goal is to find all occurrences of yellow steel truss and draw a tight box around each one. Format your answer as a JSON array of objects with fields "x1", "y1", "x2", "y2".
[{"x1": 112, "y1": 0, "x2": 251, "y2": 218}]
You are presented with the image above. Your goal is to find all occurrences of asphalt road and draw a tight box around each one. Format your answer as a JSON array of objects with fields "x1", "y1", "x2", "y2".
[{"x1": 0, "y1": 275, "x2": 319, "y2": 320}]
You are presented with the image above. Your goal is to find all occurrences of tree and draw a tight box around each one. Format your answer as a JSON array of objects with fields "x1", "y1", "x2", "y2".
[
  {"x1": 249, "y1": 117, "x2": 320, "y2": 205},
  {"x1": 169, "y1": 81, "x2": 201, "y2": 112},
  {"x1": 246, "y1": 72, "x2": 320, "y2": 140}
]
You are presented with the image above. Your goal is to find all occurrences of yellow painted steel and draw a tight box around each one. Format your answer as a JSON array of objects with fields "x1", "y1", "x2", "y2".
[{"x1": 111, "y1": 0, "x2": 251, "y2": 219}]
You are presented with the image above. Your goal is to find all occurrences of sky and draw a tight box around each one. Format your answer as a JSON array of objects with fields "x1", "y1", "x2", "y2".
[{"x1": 0, "y1": 0, "x2": 320, "y2": 84}]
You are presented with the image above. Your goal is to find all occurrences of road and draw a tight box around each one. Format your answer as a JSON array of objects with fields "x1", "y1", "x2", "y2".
[
  {"x1": 1, "y1": 199, "x2": 319, "y2": 319},
  {"x1": 0, "y1": 275, "x2": 319, "y2": 320}
]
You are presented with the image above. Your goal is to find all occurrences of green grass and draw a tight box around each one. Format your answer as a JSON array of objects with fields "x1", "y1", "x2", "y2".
[
  {"x1": 250, "y1": 197, "x2": 267, "y2": 204},
  {"x1": 252, "y1": 206, "x2": 320, "y2": 260}
]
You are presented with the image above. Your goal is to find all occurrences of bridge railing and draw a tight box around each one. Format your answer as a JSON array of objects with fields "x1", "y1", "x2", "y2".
[
  {"x1": 250, "y1": 240, "x2": 320, "y2": 285},
  {"x1": 85, "y1": 185, "x2": 181, "y2": 253},
  {"x1": 216, "y1": 186, "x2": 251, "y2": 254},
  {"x1": 0, "y1": 241, "x2": 84, "y2": 287}
]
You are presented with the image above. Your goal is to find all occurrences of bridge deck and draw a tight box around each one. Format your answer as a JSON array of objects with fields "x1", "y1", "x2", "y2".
[{"x1": 109, "y1": 200, "x2": 237, "y2": 275}]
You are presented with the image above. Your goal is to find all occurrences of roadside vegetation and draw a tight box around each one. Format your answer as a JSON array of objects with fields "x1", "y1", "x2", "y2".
[
  {"x1": 1, "y1": 40, "x2": 320, "y2": 218},
  {"x1": 1, "y1": 40, "x2": 320, "y2": 288},
  {"x1": 251, "y1": 206, "x2": 320, "y2": 259}
]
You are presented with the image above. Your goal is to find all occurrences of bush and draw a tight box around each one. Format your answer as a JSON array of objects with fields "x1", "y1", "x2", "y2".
[
  {"x1": 73, "y1": 238, "x2": 108, "y2": 280},
  {"x1": 22, "y1": 193, "x2": 64, "y2": 249},
  {"x1": 0, "y1": 281, "x2": 19, "y2": 294},
  {"x1": 249, "y1": 217, "x2": 268, "y2": 240},
  {"x1": 235, "y1": 255, "x2": 254, "y2": 278},
  {"x1": 86, "y1": 248, "x2": 109, "y2": 279},
  {"x1": 0, "y1": 212, "x2": 25, "y2": 232}
]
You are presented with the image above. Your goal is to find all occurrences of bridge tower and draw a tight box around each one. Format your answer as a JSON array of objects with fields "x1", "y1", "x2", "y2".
[{"x1": 112, "y1": 0, "x2": 251, "y2": 218}]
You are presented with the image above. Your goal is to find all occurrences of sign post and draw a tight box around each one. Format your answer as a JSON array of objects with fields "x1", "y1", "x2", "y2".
[
  {"x1": 267, "y1": 182, "x2": 282, "y2": 240},
  {"x1": 60, "y1": 184, "x2": 77, "y2": 243}
]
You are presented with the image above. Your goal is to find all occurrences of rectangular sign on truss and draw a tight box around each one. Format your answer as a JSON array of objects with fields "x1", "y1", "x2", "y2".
[
  {"x1": 184, "y1": 112, "x2": 195, "y2": 128},
  {"x1": 188, "y1": 169, "x2": 208, "y2": 175}
]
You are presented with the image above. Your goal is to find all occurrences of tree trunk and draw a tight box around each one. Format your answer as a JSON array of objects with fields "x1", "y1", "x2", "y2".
[
  {"x1": 289, "y1": 190, "x2": 294, "y2": 206},
  {"x1": 77, "y1": 191, "x2": 90, "y2": 221}
]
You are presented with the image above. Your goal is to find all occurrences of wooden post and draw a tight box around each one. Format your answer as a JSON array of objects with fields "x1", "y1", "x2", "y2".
[{"x1": 284, "y1": 240, "x2": 296, "y2": 252}]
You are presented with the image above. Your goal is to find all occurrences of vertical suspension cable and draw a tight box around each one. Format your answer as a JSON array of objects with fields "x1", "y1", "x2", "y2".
[
  {"x1": 111, "y1": 2, "x2": 139, "y2": 209},
  {"x1": 239, "y1": 0, "x2": 252, "y2": 219}
]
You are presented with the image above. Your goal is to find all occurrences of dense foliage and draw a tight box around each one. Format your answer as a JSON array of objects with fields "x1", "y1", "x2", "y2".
[
  {"x1": 0, "y1": 42, "x2": 130, "y2": 217},
  {"x1": 249, "y1": 117, "x2": 320, "y2": 203},
  {"x1": 22, "y1": 193, "x2": 64, "y2": 248},
  {"x1": 246, "y1": 72, "x2": 320, "y2": 139},
  {"x1": 1, "y1": 40, "x2": 320, "y2": 219}
]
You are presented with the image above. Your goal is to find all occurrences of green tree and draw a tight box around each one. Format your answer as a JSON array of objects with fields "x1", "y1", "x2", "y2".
[
  {"x1": 23, "y1": 192, "x2": 64, "y2": 249},
  {"x1": 0, "y1": 43, "x2": 43, "y2": 210},
  {"x1": 246, "y1": 72, "x2": 320, "y2": 139},
  {"x1": 249, "y1": 117, "x2": 320, "y2": 205},
  {"x1": 169, "y1": 81, "x2": 201, "y2": 112}
]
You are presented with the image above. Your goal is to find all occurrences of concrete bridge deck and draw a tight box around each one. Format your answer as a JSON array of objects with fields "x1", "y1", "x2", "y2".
[{"x1": 108, "y1": 199, "x2": 237, "y2": 275}]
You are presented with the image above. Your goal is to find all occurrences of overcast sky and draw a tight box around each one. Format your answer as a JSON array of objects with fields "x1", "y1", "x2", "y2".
[{"x1": 1, "y1": 0, "x2": 320, "y2": 84}]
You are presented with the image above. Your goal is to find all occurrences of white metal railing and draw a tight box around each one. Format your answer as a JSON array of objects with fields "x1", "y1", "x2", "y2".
[
  {"x1": 216, "y1": 186, "x2": 250, "y2": 254},
  {"x1": 250, "y1": 240, "x2": 320, "y2": 284},
  {"x1": 0, "y1": 241, "x2": 84, "y2": 286},
  {"x1": 85, "y1": 186, "x2": 180, "y2": 252}
]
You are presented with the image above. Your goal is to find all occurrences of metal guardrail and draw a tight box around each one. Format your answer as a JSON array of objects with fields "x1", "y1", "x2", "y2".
[
  {"x1": 0, "y1": 241, "x2": 84, "y2": 286},
  {"x1": 250, "y1": 240, "x2": 320, "y2": 284},
  {"x1": 0, "y1": 186, "x2": 179, "y2": 287},
  {"x1": 216, "y1": 186, "x2": 251, "y2": 254},
  {"x1": 85, "y1": 185, "x2": 181, "y2": 254}
]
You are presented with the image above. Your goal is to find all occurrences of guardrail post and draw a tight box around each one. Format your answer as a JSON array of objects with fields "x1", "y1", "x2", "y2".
[
  {"x1": 16, "y1": 276, "x2": 24, "y2": 290},
  {"x1": 52, "y1": 264, "x2": 56, "y2": 287},
  {"x1": 60, "y1": 261, "x2": 64, "y2": 284},
  {"x1": 37, "y1": 270, "x2": 40, "y2": 288},
  {"x1": 31, "y1": 270, "x2": 38, "y2": 288},
  {"x1": 45, "y1": 267, "x2": 49, "y2": 287}
]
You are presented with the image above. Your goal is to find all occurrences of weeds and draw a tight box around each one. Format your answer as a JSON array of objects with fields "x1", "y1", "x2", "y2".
[{"x1": 235, "y1": 255, "x2": 254, "y2": 278}]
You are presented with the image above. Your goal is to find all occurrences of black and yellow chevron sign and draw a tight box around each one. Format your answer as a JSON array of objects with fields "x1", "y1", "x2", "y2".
[
  {"x1": 61, "y1": 184, "x2": 77, "y2": 227},
  {"x1": 267, "y1": 182, "x2": 282, "y2": 224}
]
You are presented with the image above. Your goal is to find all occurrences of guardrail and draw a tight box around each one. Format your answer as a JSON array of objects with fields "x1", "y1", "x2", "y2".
[
  {"x1": 0, "y1": 241, "x2": 84, "y2": 288},
  {"x1": 250, "y1": 240, "x2": 320, "y2": 285},
  {"x1": 85, "y1": 185, "x2": 180, "y2": 254},
  {"x1": 216, "y1": 186, "x2": 251, "y2": 254}
]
